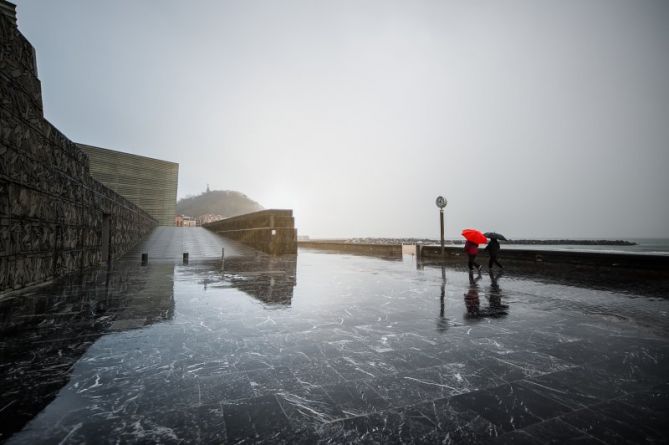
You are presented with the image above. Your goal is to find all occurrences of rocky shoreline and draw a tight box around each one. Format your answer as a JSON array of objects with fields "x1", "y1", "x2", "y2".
[{"x1": 316, "y1": 238, "x2": 637, "y2": 246}]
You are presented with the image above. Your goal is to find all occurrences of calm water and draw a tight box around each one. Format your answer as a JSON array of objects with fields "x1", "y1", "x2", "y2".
[{"x1": 499, "y1": 238, "x2": 669, "y2": 256}]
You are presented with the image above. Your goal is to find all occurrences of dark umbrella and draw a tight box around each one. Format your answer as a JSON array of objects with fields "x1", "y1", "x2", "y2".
[{"x1": 484, "y1": 232, "x2": 507, "y2": 241}]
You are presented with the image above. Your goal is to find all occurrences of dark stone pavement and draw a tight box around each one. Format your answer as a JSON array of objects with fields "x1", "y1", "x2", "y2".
[{"x1": 0, "y1": 243, "x2": 667, "y2": 444}]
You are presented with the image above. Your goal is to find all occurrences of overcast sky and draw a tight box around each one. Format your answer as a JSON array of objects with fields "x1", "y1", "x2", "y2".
[{"x1": 15, "y1": 0, "x2": 669, "y2": 239}]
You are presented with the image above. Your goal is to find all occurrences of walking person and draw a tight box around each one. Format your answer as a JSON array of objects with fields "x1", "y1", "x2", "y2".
[
  {"x1": 461, "y1": 228, "x2": 487, "y2": 273},
  {"x1": 464, "y1": 239, "x2": 482, "y2": 272},
  {"x1": 485, "y1": 237, "x2": 503, "y2": 270}
]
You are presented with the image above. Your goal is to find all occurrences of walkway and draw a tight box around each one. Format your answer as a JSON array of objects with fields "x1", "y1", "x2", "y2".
[{"x1": 2, "y1": 249, "x2": 667, "y2": 443}]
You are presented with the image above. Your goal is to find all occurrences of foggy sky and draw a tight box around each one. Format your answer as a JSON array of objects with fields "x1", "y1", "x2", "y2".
[{"x1": 15, "y1": 0, "x2": 669, "y2": 239}]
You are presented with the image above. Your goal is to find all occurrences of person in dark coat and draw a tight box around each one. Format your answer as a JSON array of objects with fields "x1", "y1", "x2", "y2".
[
  {"x1": 485, "y1": 238, "x2": 503, "y2": 269},
  {"x1": 464, "y1": 240, "x2": 481, "y2": 272}
]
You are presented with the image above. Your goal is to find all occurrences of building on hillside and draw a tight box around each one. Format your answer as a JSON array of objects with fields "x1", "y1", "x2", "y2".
[
  {"x1": 197, "y1": 213, "x2": 225, "y2": 225},
  {"x1": 175, "y1": 215, "x2": 196, "y2": 227},
  {"x1": 78, "y1": 144, "x2": 179, "y2": 226}
]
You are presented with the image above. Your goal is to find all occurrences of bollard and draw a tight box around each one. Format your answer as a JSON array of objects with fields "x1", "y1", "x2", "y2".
[
  {"x1": 183, "y1": 252, "x2": 189, "y2": 264},
  {"x1": 141, "y1": 253, "x2": 148, "y2": 266}
]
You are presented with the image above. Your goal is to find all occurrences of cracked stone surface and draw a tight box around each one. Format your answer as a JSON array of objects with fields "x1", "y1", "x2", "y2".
[{"x1": 1, "y1": 244, "x2": 667, "y2": 444}]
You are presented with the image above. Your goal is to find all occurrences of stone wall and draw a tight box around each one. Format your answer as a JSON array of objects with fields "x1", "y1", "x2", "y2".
[
  {"x1": 298, "y1": 241, "x2": 402, "y2": 258},
  {"x1": 417, "y1": 244, "x2": 669, "y2": 297},
  {"x1": 417, "y1": 244, "x2": 669, "y2": 273},
  {"x1": 204, "y1": 209, "x2": 297, "y2": 255},
  {"x1": 0, "y1": 12, "x2": 157, "y2": 293}
]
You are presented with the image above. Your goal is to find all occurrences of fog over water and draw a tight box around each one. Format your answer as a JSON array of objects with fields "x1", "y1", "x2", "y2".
[{"x1": 15, "y1": 0, "x2": 669, "y2": 239}]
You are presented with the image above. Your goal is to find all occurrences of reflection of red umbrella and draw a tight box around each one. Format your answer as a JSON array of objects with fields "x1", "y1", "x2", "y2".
[{"x1": 462, "y1": 228, "x2": 488, "y2": 244}]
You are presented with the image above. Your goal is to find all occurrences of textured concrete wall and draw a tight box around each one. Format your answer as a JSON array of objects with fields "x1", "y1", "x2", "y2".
[
  {"x1": 78, "y1": 144, "x2": 178, "y2": 226},
  {"x1": 204, "y1": 209, "x2": 297, "y2": 255},
  {"x1": 0, "y1": 13, "x2": 157, "y2": 293}
]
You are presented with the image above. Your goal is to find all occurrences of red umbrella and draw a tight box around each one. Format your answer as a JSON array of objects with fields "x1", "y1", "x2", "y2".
[{"x1": 462, "y1": 228, "x2": 488, "y2": 244}]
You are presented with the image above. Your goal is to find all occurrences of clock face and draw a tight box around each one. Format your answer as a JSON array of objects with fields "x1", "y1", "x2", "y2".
[{"x1": 436, "y1": 196, "x2": 447, "y2": 208}]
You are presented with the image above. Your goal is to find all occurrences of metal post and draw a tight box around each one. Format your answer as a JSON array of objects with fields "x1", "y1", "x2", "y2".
[
  {"x1": 183, "y1": 252, "x2": 189, "y2": 264},
  {"x1": 440, "y1": 265, "x2": 446, "y2": 318},
  {"x1": 221, "y1": 247, "x2": 225, "y2": 259},
  {"x1": 141, "y1": 253, "x2": 148, "y2": 266},
  {"x1": 440, "y1": 209, "x2": 445, "y2": 257}
]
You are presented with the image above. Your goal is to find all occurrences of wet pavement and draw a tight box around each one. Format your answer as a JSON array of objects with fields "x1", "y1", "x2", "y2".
[{"x1": 1, "y1": 245, "x2": 668, "y2": 444}]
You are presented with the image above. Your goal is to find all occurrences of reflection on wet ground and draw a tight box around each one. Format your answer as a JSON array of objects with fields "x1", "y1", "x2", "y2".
[
  {"x1": 219, "y1": 255, "x2": 296, "y2": 306},
  {"x1": 0, "y1": 261, "x2": 175, "y2": 441},
  {"x1": 464, "y1": 271, "x2": 509, "y2": 320},
  {"x1": 1, "y1": 249, "x2": 668, "y2": 443}
]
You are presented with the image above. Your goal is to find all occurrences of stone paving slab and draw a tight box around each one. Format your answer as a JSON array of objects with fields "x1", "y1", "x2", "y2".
[{"x1": 1, "y1": 249, "x2": 668, "y2": 443}]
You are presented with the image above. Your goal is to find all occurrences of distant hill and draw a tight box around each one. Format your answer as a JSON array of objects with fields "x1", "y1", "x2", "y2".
[{"x1": 176, "y1": 190, "x2": 263, "y2": 218}]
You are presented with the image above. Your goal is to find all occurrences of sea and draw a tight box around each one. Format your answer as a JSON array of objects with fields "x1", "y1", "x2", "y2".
[
  {"x1": 498, "y1": 238, "x2": 669, "y2": 256},
  {"x1": 327, "y1": 238, "x2": 669, "y2": 256}
]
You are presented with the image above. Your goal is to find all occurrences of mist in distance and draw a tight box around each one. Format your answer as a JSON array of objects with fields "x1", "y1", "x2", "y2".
[{"x1": 16, "y1": 0, "x2": 669, "y2": 239}]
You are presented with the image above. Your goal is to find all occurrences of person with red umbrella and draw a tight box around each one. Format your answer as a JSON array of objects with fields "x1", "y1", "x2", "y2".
[{"x1": 461, "y1": 229, "x2": 487, "y2": 272}]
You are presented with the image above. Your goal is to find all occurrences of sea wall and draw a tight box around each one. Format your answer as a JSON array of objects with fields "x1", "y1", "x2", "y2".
[
  {"x1": 417, "y1": 245, "x2": 669, "y2": 275},
  {"x1": 0, "y1": 11, "x2": 157, "y2": 293},
  {"x1": 298, "y1": 241, "x2": 402, "y2": 258},
  {"x1": 204, "y1": 209, "x2": 297, "y2": 255}
]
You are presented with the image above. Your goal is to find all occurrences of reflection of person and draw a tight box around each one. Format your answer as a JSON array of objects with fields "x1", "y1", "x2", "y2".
[
  {"x1": 485, "y1": 238, "x2": 503, "y2": 270},
  {"x1": 465, "y1": 270, "x2": 508, "y2": 320},
  {"x1": 464, "y1": 240, "x2": 482, "y2": 272},
  {"x1": 464, "y1": 271, "x2": 482, "y2": 318},
  {"x1": 487, "y1": 270, "x2": 508, "y2": 312}
]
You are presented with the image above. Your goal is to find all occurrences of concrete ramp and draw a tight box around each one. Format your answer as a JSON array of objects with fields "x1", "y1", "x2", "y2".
[{"x1": 125, "y1": 227, "x2": 257, "y2": 261}]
